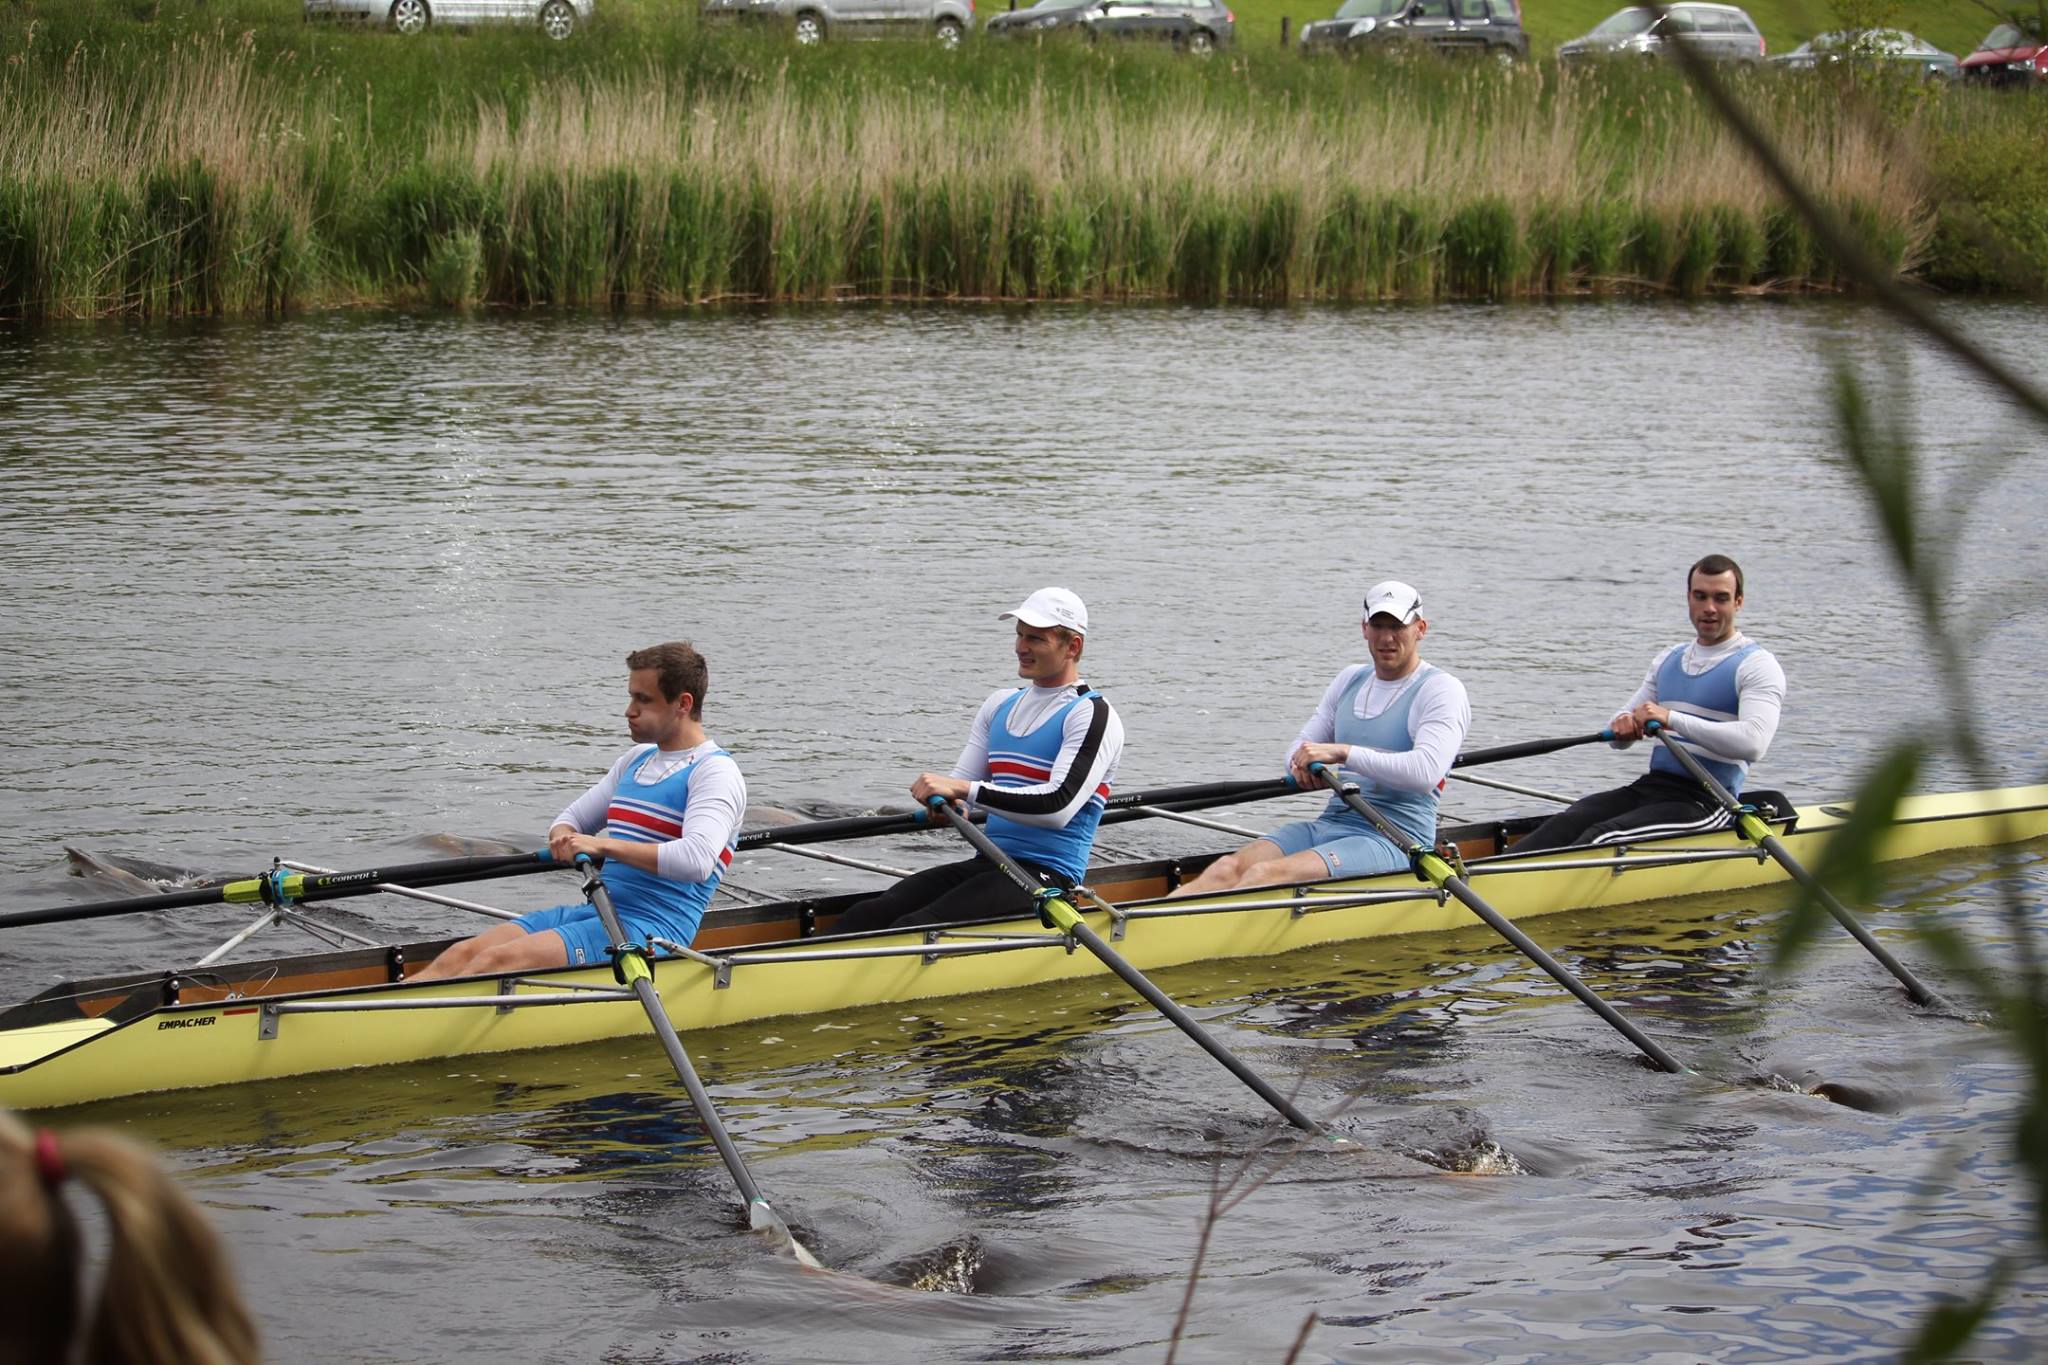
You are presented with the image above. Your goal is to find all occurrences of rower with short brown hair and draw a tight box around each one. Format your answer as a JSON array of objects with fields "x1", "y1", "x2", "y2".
[
  {"x1": 1513, "y1": 554, "x2": 1786, "y2": 853},
  {"x1": 414, "y1": 641, "x2": 745, "y2": 979}
]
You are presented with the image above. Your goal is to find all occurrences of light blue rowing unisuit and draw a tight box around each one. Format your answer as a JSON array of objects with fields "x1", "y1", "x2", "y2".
[
  {"x1": 1648, "y1": 643, "x2": 1758, "y2": 795},
  {"x1": 1317, "y1": 665, "x2": 1443, "y2": 847},
  {"x1": 518, "y1": 746, "x2": 737, "y2": 963},
  {"x1": 982, "y1": 687, "x2": 1108, "y2": 884}
]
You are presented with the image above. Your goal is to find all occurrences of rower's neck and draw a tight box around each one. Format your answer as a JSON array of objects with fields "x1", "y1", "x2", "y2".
[{"x1": 657, "y1": 722, "x2": 708, "y2": 752}]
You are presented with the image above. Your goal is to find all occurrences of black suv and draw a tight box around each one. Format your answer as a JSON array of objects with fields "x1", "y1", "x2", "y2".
[{"x1": 1298, "y1": 0, "x2": 1527, "y2": 60}]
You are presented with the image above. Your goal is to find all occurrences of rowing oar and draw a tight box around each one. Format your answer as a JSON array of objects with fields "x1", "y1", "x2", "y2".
[
  {"x1": 924, "y1": 797, "x2": 1348, "y2": 1143},
  {"x1": 573, "y1": 854, "x2": 824, "y2": 1269},
  {"x1": 1644, "y1": 722, "x2": 1946, "y2": 1009},
  {"x1": 1306, "y1": 762, "x2": 1687, "y2": 1074},
  {"x1": 734, "y1": 776, "x2": 1301, "y2": 851},
  {"x1": 4, "y1": 852, "x2": 560, "y2": 931},
  {"x1": 737, "y1": 740, "x2": 1613, "y2": 853},
  {"x1": 1452, "y1": 730, "x2": 1613, "y2": 769}
]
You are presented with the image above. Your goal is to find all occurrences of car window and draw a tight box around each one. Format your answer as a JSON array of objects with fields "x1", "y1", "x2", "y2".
[
  {"x1": 1412, "y1": 0, "x2": 1452, "y2": 17},
  {"x1": 1982, "y1": 25, "x2": 2030, "y2": 49},
  {"x1": 1591, "y1": 9, "x2": 1654, "y2": 37},
  {"x1": 1335, "y1": 0, "x2": 1405, "y2": 17},
  {"x1": 1483, "y1": 0, "x2": 1515, "y2": 18},
  {"x1": 1658, "y1": 9, "x2": 1699, "y2": 33},
  {"x1": 1701, "y1": 12, "x2": 1740, "y2": 33},
  {"x1": 1455, "y1": 0, "x2": 1487, "y2": 19}
]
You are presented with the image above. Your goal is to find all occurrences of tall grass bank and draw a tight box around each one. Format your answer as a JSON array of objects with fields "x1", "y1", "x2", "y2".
[{"x1": 1, "y1": 8, "x2": 2042, "y2": 316}]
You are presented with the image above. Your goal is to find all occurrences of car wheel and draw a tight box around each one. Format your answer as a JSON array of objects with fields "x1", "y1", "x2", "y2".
[
  {"x1": 388, "y1": 0, "x2": 428, "y2": 34},
  {"x1": 539, "y1": 0, "x2": 575, "y2": 39},
  {"x1": 1185, "y1": 28, "x2": 1214, "y2": 54},
  {"x1": 935, "y1": 16, "x2": 962, "y2": 47},
  {"x1": 792, "y1": 11, "x2": 824, "y2": 43}
]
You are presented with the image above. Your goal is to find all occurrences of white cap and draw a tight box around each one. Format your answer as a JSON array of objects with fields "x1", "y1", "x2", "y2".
[
  {"x1": 1363, "y1": 580, "x2": 1423, "y2": 625},
  {"x1": 1000, "y1": 586, "x2": 1089, "y2": 636}
]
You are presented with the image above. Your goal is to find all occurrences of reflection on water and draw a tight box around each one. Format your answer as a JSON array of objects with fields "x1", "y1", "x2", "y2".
[{"x1": 3, "y1": 301, "x2": 2046, "y2": 1361}]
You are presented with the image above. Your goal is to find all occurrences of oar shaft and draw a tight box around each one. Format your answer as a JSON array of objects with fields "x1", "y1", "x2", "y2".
[
  {"x1": 928, "y1": 800, "x2": 1333, "y2": 1138},
  {"x1": 1452, "y1": 731, "x2": 1612, "y2": 769},
  {"x1": 575, "y1": 861, "x2": 768, "y2": 1209},
  {"x1": 1645, "y1": 726, "x2": 1945, "y2": 1008},
  {"x1": 734, "y1": 777, "x2": 1300, "y2": 851},
  {"x1": 1307, "y1": 763, "x2": 1686, "y2": 1074},
  {"x1": 5, "y1": 852, "x2": 556, "y2": 930}
]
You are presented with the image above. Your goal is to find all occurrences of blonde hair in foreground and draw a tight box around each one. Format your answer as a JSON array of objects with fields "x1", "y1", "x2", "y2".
[{"x1": 0, "y1": 1110, "x2": 260, "y2": 1365}]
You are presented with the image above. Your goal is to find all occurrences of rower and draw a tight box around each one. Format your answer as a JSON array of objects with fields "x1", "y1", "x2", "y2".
[
  {"x1": 1512, "y1": 554, "x2": 1786, "y2": 853},
  {"x1": 412, "y1": 643, "x2": 746, "y2": 980},
  {"x1": 831, "y1": 588, "x2": 1124, "y2": 934},
  {"x1": 1173, "y1": 580, "x2": 1471, "y2": 895}
]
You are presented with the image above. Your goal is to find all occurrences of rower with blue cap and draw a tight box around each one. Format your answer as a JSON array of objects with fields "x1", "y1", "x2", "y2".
[
  {"x1": 1173, "y1": 579, "x2": 1472, "y2": 895},
  {"x1": 832, "y1": 587, "x2": 1126, "y2": 934}
]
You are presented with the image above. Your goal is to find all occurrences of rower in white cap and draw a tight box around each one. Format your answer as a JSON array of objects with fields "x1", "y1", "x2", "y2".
[
  {"x1": 832, "y1": 588, "x2": 1126, "y2": 934},
  {"x1": 1172, "y1": 580, "x2": 1471, "y2": 896}
]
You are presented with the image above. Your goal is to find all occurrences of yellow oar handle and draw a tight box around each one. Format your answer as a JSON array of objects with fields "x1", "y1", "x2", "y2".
[
  {"x1": 1410, "y1": 849, "x2": 1457, "y2": 888},
  {"x1": 1035, "y1": 892, "x2": 1082, "y2": 933},
  {"x1": 221, "y1": 869, "x2": 305, "y2": 906}
]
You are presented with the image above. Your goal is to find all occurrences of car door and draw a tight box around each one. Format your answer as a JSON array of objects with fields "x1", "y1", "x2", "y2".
[
  {"x1": 1093, "y1": 0, "x2": 1155, "y2": 41},
  {"x1": 869, "y1": 0, "x2": 920, "y2": 36},
  {"x1": 1650, "y1": 6, "x2": 1702, "y2": 59},
  {"x1": 1152, "y1": 0, "x2": 1200, "y2": 43},
  {"x1": 1400, "y1": 0, "x2": 1456, "y2": 50},
  {"x1": 1449, "y1": 0, "x2": 1494, "y2": 53}
]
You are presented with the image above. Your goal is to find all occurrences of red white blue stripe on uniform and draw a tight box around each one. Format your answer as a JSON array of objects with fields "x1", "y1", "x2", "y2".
[
  {"x1": 988, "y1": 751, "x2": 1111, "y2": 804},
  {"x1": 607, "y1": 797, "x2": 735, "y2": 865}
]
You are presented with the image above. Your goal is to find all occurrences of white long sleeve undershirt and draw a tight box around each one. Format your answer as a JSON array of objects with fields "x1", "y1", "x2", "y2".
[
  {"x1": 1287, "y1": 663, "x2": 1472, "y2": 795},
  {"x1": 1611, "y1": 632, "x2": 1786, "y2": 764},
  {"x1": 955, "y1": 682, "x2": 1126, "y2": 830},
  {"x1": 553, "y1": 741, "x2": 747, "y2": 882}
]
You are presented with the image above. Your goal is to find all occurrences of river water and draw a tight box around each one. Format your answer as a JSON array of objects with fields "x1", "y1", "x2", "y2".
[{"x1": 2, "y1": 301, "x2": 2045, "y2": 1362}]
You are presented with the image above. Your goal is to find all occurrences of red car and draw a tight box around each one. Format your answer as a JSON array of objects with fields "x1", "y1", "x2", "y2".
[{"x1": 1960, "y1": 21, "x2": 2048, "y2": 85}]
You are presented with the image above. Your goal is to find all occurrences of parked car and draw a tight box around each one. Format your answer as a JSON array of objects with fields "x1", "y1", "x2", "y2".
[
  {"x1": 303, "y1": 0, "x2": 591, "y2": 39},
  {"x1": 1557, "y1": 3, "x2": 1765, "y2": 65},
  {"x1": 1959, "y1": 22, "x2": 2048, "y2": 87},
  {"x1": 1770, "y1": 29, "x2": 1956, "y2": 80},
  {"x1": 1297, "y1": 0, "x2": 1527, "y2": 63},
  {"x1": 984, "y1": 0, "x2": 1235, "y2": 52},
  {"x1": 700, "y1": 0, "x2": 975, "y2": 46}
]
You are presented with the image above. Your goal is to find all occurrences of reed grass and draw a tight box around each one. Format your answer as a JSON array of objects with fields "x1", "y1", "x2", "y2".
[{"x1": 0, "y1": 7, "x2": 2035, "y2": 316}]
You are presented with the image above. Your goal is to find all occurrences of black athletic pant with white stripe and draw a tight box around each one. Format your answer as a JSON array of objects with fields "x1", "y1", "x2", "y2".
[
  {"x1": 830, "y1": 854, "x2": 1073, "y2": 935},
  {"x1": 1511, "y1": 771, "x2": 1729, "y2": 854}
]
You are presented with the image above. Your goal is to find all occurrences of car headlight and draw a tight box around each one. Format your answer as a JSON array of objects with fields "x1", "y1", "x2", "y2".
[
  {"x1": 1349, "y1": 16, "x2": 1376, "y2": 35},
  {"x1": 1027, "y1": 13, "x2": 1058, "y2": 26}
]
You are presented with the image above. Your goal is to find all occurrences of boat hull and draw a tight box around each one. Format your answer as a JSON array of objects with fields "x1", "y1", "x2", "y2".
[{"x1": 5, "y1": 784, "x2": 2044, "y2": 1110}]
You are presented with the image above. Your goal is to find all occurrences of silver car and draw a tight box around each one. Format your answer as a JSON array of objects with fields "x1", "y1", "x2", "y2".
[
  {"x1": 702, "y1": 0, "x2": 976, "y2": 47},
  {"x1": 303, "y1": 0, "x2": 593, "y2": 40},
  {"x1": 1558, "y1": 3, "x2": 1765, "y2": 65}
]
